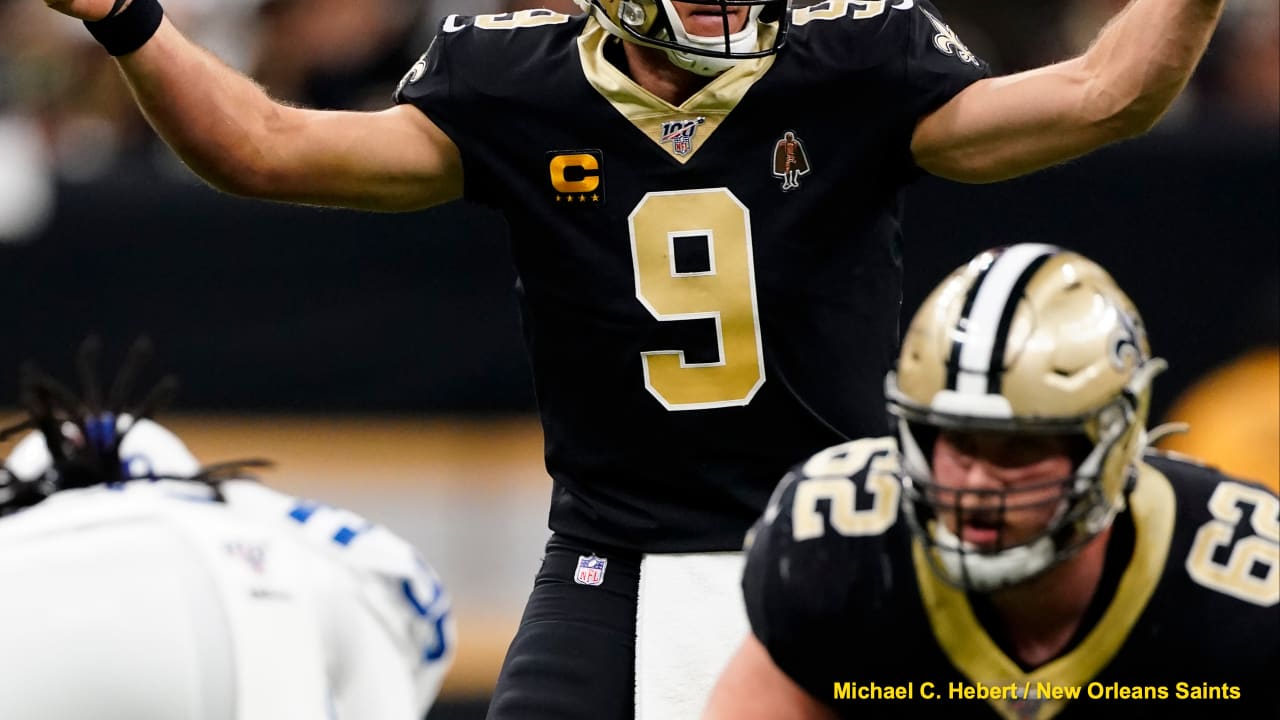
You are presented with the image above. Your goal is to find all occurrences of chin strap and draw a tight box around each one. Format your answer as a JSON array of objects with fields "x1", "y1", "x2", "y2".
[
  {"x1": 663, "y1": 49, "x2": 742, "y2": 76},
  {"x1": 583, "y1": 1, "x2": 764, "y2": 77},
  {"x1": 930, "y1": 521, "x2": 1059, "y2": 593},
  {"x1": 659, "y1": 2, "x2": 762, "y2": 76}
]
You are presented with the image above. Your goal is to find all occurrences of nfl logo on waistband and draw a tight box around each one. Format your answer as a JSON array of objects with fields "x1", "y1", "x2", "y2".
[{"x1": 575, "y1": 554, "x2": 608, "y2": 586}]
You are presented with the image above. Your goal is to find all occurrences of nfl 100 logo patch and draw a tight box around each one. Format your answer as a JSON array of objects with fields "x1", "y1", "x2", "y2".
[
  {"x1": 574, "y1": 554, "x2": 608, "y2": 586},
  {"x1": 660, "y1": 117, "x2": 706, "y2": 156}
]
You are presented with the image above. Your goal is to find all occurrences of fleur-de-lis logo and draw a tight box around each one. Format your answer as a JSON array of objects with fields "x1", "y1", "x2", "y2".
[
  {"x1": 921, "y1": 9, "x2": 980, "y2": 67},
  {"x1": 1109, "y1": 306, "x2": 1149, "y2": 371}
]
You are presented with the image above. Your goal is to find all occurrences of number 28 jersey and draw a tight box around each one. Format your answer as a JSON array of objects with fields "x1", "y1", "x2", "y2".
[{"x1": 395, "y1": 4, "x2": 989, "y2": 552}]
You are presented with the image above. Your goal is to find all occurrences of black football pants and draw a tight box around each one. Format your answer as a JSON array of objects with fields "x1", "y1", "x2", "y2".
[{"x1": 485, "y1": 534, "x2": 640, "y2": 720}]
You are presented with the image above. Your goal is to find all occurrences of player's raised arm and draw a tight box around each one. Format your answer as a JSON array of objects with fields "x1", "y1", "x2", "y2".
[
  {"x1": 912, "y1": 0, "x2": 1226, "y2": 184},
  {"x1": 43, "y1": 0, "x2": 462, "y2": 212}
]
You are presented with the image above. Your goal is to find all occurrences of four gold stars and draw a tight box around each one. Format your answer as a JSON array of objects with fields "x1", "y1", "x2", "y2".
[{"x1": 554, "y1": 194, "x2": 603, "y2": 204}]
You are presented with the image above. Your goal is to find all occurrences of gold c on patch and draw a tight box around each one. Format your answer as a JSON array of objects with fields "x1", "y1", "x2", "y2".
[{"x1": 548, "y1": 150, "x2": 605, "y2": 206}]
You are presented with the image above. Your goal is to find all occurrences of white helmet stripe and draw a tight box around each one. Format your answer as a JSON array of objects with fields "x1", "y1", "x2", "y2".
[{"x1": 947, "y1": 243, "x2": 1058, "y2": 395}]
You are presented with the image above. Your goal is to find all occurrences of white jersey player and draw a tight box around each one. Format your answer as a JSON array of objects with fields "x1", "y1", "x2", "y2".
[{"x1": 0, "y1": 418, "x2": 455, "y2": 720}]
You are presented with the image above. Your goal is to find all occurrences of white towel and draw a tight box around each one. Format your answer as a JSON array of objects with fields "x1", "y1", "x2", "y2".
[{"x1": 635, "y1": 551, "x2": 749, "y2": 720}]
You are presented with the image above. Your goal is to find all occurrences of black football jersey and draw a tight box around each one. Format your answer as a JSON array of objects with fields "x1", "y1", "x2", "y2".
[
  {"x1": 395, "y1": 5, "x2": 988, "y2": 551},
  {"x1": 743, "y1": 440, "x2": 1280, "y2": 719}
]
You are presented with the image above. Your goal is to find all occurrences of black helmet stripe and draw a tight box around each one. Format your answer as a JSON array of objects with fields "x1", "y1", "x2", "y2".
[
  {"x1": 945, "y1": 244, "x2": 1058, "y2": 395},
  {"x1": 987, "y1": 252, "x2": 1055, "y2": 393}
]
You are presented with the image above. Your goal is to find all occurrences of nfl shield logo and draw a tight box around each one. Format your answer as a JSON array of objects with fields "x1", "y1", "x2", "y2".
[
  {"x1": 659, "y1": 117, "x2": 706, "y2": 156},
  {"x1": 574, "y1": 554, "x2": 608, "y2": 586}
]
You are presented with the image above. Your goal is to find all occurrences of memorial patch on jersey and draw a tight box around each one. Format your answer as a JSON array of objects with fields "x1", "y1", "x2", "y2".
[
  {"x1": 659, "y1": 117, "x2": 706, "y2": 157},
  {"x1": 574, "y1": 554, "x2": 608, "y2": 586},
  {"x1": 772, "y1": 131, "x2": 812, "y2": 191},
  {"x1": 548, "y1": 149, "x2": 605, "y2": 206}
]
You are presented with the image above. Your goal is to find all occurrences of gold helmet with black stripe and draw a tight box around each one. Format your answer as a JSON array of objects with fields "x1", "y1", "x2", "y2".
[{"x1": 886, "y1": 244, "x2": 1167, "y2": 591}]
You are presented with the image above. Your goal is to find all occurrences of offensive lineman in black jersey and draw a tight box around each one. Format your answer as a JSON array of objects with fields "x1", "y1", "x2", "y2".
[
  {"x1": 37, "y1": 0, "x2": 1231, "y2": 717},
  {"x1": 708, "y1": 244, "x2": 1279, "y2": 719}
]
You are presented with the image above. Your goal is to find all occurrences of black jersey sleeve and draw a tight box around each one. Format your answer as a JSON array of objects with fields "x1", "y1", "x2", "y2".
[
  {"x1": 741, "y1": 469, "x2": 835, "y2": 697},
  {"x1": 900, "y1": 1, "x2": 990, "y2": 124},
  {"x1": 741, "y1": 437, "x2": 909, "y2": 699},
  {"x1": 741, "y1": 470, "x2": 798, "y2": 651},
  {"x1": 896, "y1": 1, "x2": 991, "y2": 180},
  {"x1": 1141, "y1": 451, "x2": 1280, "y2": 710},
  {"x1": 788, "y1": 1, "x2": 988, "y2": 97},
  {"x1": 393, "y1": 29, "x2": 448, "y2": 118},
  {"x1": 393, "y1": 18, "x2": 501, "y2": 206},
  {"x1": 788, "y1": 2, "x2": 989, "y2": 181},
  {"x1": 391, "y1": 12, "x2": 586, "y2": 209}
]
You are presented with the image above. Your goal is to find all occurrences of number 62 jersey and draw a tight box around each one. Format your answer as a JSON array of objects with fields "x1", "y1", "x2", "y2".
[
  {"x1": 395, "y1": 4, "x2": 989, "y2": 552},
  {"x1": 741, "y1": 439, "x2": 1279, "y2": 719}
]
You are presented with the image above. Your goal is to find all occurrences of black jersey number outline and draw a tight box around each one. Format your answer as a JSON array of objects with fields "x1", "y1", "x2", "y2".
[
  {"x1": 1185, "y1": 481, "x2": 1279, "y2": 607},
  {"x1": 792, "y1": 0, "x2": 889, "y2": 26},
  {"x1": 472, "y1": 10, "x2": 571, "y2": 31},
  {"x1": 629, "y1": 188, "x2": 767, "y2": 411},
  {"x1": 791, "y1": 437, "x2": 901, "y2": 541}
]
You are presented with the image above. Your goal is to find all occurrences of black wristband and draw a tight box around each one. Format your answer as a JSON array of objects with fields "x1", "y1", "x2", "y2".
[{"x1": 84, "y1": 0, "x2": 164, "y2": 57}]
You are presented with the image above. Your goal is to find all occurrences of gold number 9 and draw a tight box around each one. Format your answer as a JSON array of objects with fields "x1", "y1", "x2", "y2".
[{"x1": 629, "y1": 189, "x2": 766, "y2": 411}]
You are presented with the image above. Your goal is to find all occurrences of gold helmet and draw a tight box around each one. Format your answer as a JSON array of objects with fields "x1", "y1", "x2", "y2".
[
  {"x1": 573, "y1": 1, "x2": 791, "y2": 76},
  {"x1": 886, "y1": 244, "x2": 1167, "y2": 591}
]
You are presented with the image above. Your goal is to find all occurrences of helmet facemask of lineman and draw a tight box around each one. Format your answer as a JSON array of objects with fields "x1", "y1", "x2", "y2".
[
  {"x1": 885, "y1": 244, "x2": 1167, "y2": 593},
  {"x1": 573, "y1": 0, "x2": 792, "y2": 76}
]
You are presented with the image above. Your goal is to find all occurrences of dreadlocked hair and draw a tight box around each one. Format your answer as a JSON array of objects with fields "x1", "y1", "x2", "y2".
[{"x1": 0, "y1": 336, "x2": 273, "y2": 517}]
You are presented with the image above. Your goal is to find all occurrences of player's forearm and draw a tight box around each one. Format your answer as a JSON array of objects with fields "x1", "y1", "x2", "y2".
[
  {"x1": 1080, "y1": 0, "x2": 1226, "y2": 135},
  {"x1": 702, "y1": 637, "x2": 838, "y2": 720},
  {"x1": 913, "y1": 0, "x2": 1226, "y2": 184},
  {"x1": 115, "y1": 19, "x2": 295, "y2": 197},
  {"x1": 113, "y1": 20, "x2": 463, "y2": 211}
]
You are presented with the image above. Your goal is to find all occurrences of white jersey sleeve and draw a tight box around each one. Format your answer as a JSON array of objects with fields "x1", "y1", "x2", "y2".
[
  {"x1": 3, "y1": 421, "x2": 454, "y2": 720},
  {"x1": 220, "y1": 481, "x2": 457, "y2": 717}
]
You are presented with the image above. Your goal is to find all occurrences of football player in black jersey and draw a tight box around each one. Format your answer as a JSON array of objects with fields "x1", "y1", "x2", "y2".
[
  {"x1": 40, "y1": 0, "x2": 1232, "y2": 717},
  {"x1": 707, "y1": 244, "x2": 1279, "y2": 719}
]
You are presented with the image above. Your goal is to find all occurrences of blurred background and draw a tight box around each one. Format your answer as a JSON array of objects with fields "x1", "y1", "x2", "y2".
[{"x1": 1, "y1": 1, "x2": 1276, "y2": 718}]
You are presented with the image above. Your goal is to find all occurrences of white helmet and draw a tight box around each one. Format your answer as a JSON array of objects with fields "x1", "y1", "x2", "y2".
[
  {"x1": 573, "y1": 0, "x2": 791, "y2": 76},
  {"x1": 4, "y1": 417, "x2": 200, "y2": 482},
  {"x1": 1, "y1": 337, "x2": 267, "y2": 516}
]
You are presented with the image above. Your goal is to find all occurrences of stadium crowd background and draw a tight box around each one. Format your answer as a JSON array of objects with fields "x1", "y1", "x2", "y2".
[
  {"x1": 2, "y1": 0, "x2": 1276, "y2": 197},
  {"x1": 1, "y1": 1, "x2": 1276, "y2": 718}
]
